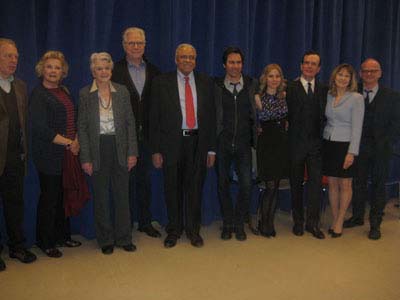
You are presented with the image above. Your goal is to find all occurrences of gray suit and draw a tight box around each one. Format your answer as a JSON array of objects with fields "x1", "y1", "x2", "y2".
[
  {"x1": 78, "y1": 82, "x2": 138, "y2": 170},
  {"x1": 78, "y1": 81, "x2": 138, "y2": 247}
]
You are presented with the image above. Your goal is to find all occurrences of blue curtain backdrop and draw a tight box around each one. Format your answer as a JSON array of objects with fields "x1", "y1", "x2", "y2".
[{"x1": 1, "y1": 0, "x2": 400, "y2": 244}]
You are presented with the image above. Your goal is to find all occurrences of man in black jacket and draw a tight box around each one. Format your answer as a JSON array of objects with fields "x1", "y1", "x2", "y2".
[
  {"x1": 214, "y1": 47, "x2": 258, "y2": 241},
  {"x1": 286, "y1": 50, "x2": 328, "y2": 239},
  {"x1": 0, "y1": 38, "x2": 36, "y2": 271},
  {"x1": 112, "y1": 27, "x2": 161, "y2": 238},
  {"x1": 344, "y1": 58, "x2": 400, "y2": 240}
]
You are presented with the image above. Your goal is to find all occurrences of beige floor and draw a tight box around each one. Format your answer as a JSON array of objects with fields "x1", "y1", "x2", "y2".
[{"x1": 1, "y1": 200, "x2": 399, "y2": 300}]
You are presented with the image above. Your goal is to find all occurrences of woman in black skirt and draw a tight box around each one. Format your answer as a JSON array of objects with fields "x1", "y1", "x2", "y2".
[
  {"x1": 322, "y1": 64, "x2": 364, "y2": 237},
  {"x1": 255, "y1": 64, "x2": 289, "y2": 237}
]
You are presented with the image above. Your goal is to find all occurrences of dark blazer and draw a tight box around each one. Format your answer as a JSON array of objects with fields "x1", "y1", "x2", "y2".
[
  {"x1": 78, "y1": 82, "x2": 138, "y2": 171},
  {"x1": 286, "y1": 79, "x2": 328, "y2": 146},
  {"x1": 0, "y1": 78, "x2": 28, "y2": 176},
  {"x1": 149, "y1": 71, "x2": 216, "y2": 166},
  {"x1": 30, "y1": 84, "x2": 75, "y2": 175},
  {"x1": 359, "y1": 84, "x2": 400, "y2": 158},
  {"x1": 214, "y1": 75, "x2": 258, "y2": 147},
  {"x1": 112, "y1": 58, "x2": 161, "y2": 141}
]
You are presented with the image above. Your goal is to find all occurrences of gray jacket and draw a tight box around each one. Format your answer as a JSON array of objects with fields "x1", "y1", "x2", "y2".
[
  {"x1": 78, "y1": 81, "x2": 138, "y2": 171},
  {"x1": 323, "y1": 91, "x2": 364, "y2": 155}
]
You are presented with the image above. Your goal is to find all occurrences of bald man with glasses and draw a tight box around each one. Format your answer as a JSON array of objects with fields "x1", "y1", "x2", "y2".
[{"x1": 344, "y1": 58, "x2": 400, "y2": 240}]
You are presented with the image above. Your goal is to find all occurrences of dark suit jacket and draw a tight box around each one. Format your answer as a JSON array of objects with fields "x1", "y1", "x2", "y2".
[
  {"x1": 112, "y1": 58, "x2": 160, "y2": 141},
  {"x1": 149, "y1": 71, "x2": 216, "y2": 166},
  {"x1": 286, "y1": 79, "x2": 328, "y2": 150},
  {"x1": 0, "y1": 78, "x2": 28, "y2": 175},
  {"x1": 78, "y1": 82, "x2": 138, "y2": 171},
  {"x1": 359, "y1": 84, "x2": 400, "y2": 158}
]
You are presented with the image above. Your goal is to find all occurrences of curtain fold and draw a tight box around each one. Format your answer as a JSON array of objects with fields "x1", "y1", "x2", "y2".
[{"x1": 0, "y1": 0, "x2": 399, "y2": 243}]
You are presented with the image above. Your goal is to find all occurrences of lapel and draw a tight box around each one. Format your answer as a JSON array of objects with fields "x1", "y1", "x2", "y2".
[
  {"x1": 13, "y1": 80, "x2": 26, "y2": 130},
  {"x1": 88, "y1": 90, "x2": 100, "y2": 134},
  {"x1": 111, "y1": 88, "x2": 122, "y2": 129},
  {"x1": 169, "y1": 71, "x2": 182, "y2": 116},
  {"x1": 122, "y1": 59, "x2": 140, "y2": 99},
  {"x1": 295, "y1": 80, "x2": 307, "y2": 105},
  {"x1": 194, "y1": 72, "x2": 203, "y2": 124}
]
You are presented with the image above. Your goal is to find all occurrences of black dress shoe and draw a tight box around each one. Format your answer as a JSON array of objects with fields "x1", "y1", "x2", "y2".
[
  {"x1": 221, "y1": 227, "x2": 232, "y2": 240},
  {"x1": 63, "y1": 239, "x2": 82, "y2": 248},
  {"x1": 368, "y1": 228, "x2": 381, "y2": 240},
  {"x1": 189, "y1": 234, "x2": 204, "y2": 248},
  {"x1": 235, "y1": 227, "x2": 247, "y2": 241},
  {"x1": 305, "y1": 226, "x2": 325, "y2": 239},
  {"x1": 260, "y1": 229, "x2": 276, "y2": 238},
  {"x1": 292, "y1": 224, "x2": 304, "y2": 236},
  {"x1": 164, "y1": 234, "x2": 178, "y2": 248},
  {"x1": 121, "y1": 243, "x2": 137, "y2": 252},
  {"x1": 139, "y1": 224, "x2": 162, "y2": 238},
  {"x1": 330, "y1": 231, "x2": 342, "y2": 238},
  {"x1": 101, "y1": 245, "x2": 114, "y2": 255},
  {"x1": 0, "y1": 256, "x2": 6, "y2": 271},
  {"x1": 328, "y1": 228, "x2": 334, "y2": 235},
  {"x1": 41, "y1": 248, "x2": 63, "y2": 258},
  {"x1": 9, "y1": 248, "x2": 37, "y2": 263},
  {"x1": 343, "y1": 217, "x2": 364, "y2": 228}
]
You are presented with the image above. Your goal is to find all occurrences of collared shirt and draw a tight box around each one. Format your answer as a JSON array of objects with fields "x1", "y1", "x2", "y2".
[
  {"x1": 362, "y1": 84, "x2": 379, "y2": 103},
  {"x1": 127, "y1": 59, "x2": 146, "y2": 97},
  {"x1": 177, "y1": 70, "x2": 198, "y2": 129},
  {"x1": 224, "y1": 75, "x2": 244, "y2": 95},
  {"x1": 0, "y1": 75, "x2": 14, "y2": 93},
  {"x1": 300, "y1": 76, "x2": 315, "y2": 94},
  {"x1": 90, "y1": 80, "x2": 117, "y2": 134}
]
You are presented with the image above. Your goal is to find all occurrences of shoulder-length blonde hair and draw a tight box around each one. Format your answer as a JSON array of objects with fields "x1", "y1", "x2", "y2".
[
  {"x1": 35, "y1": 50, "x2": 69, "y2": 79},
  {"x1": 259, "y1": 63, "x2": 286, "y2": 99},
  {"x1": 329, "y1": 63, "x2": 358, "y2": 96}
]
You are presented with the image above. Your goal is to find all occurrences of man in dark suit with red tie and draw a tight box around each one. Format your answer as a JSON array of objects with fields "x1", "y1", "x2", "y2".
[
  {"x1": 344, "y1": 58, "x2": 400, "y2": 240},
  {"x1": 112, "y1": 27, "x2": 161, "y2": 238},
  {"x1": 286, "y1": 50, "x2": 328, "y2": 239},
  {"x1": 150, "y1": 44, "x2": 216, "y2": 248}
]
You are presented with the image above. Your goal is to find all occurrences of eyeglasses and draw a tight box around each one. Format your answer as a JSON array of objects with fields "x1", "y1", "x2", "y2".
[
  {"x1": 361, "y1": 69, "x2": 380, "y2": 74},
  {"x1": 178, "y1": 55, "x2": 196, "y2": 61},
  {"x1": 125, "y1": 41, "x2": 145, "y2": 47}
]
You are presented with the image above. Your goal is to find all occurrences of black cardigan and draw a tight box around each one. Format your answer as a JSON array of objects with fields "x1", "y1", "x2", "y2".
[{"x1": 30, "y1": 83, "x2": 75, "y2": 175}]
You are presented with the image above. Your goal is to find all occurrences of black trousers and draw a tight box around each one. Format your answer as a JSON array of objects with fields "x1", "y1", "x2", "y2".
[
  {"x1": 129, "y1": 140, "x2": 153, "y2": 227},
  {"x1": 36, "y1": 172, "x2": 71, "y2": 249},
  {"x1": 352, "y1": 141, "x2": 389, "y2": 227},
  {"x1": 0, "y1": 158, "x2": 25, "y2": 251},
  {"x1": 163, "y1": 135, "x2": 206, "y2": 236},
  {"x1": 289, "y1": 142, "x2": 323, "y2": 227},
  {"x1": 216, "y1": 141, "x2": 252, "y2": 228}
]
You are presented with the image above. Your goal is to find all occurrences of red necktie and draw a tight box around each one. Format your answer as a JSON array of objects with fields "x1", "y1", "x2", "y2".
[{"x1": 184, "y1": 76, "x2": 195, "y2": 129}]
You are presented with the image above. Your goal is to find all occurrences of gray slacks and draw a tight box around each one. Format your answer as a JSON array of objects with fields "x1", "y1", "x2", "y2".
[{"x1": 92, "y1": 135, "x2": 132, "y2": 247}]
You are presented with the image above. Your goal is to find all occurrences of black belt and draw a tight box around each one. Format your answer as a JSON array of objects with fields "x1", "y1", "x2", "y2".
[{"x1": 182, "y1": 129, "x2": 199, "y2": 136}]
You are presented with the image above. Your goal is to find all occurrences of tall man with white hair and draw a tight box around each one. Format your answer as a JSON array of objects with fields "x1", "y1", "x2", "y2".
[
  {"x1": 344, "y1": 58, "x2": 400, "y2": 240},
  {"x1": 112, "y1": 27, "x2": 161, "y2": 238},
  {"x1": 150, "y1": 44, "x2": 216, "y2": 248},
  {"x1": 0, "y1": 38, "x2": 37, "y2": 271}
]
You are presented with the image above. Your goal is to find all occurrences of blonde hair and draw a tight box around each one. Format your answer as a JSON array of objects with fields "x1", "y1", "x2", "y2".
[
  {"x1": 90, "y1": 52, "x2": 114, "y2": 72},
  {"x1": 35, "y1": 50, "x2": 69, "y2": 78},
  {"x1": 0, "y1": 38, "x2": 17, "y2": 49},
  {"x1": 329, "y1": 63, "x2": 357, "y2": 96},
  {"x1": 259, "y1": 63, "x2": 286, "y2": 99}
]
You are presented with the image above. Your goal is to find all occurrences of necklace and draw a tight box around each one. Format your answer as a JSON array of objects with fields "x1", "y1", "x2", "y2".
[{"x1": 99, "y1": 95, "x2": 112, "y2": 110}]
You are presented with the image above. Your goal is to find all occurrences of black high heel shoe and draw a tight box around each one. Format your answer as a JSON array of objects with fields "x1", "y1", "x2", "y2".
[{"x1": 331, "y1": 231, "x2": 342, "y2": 238}]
